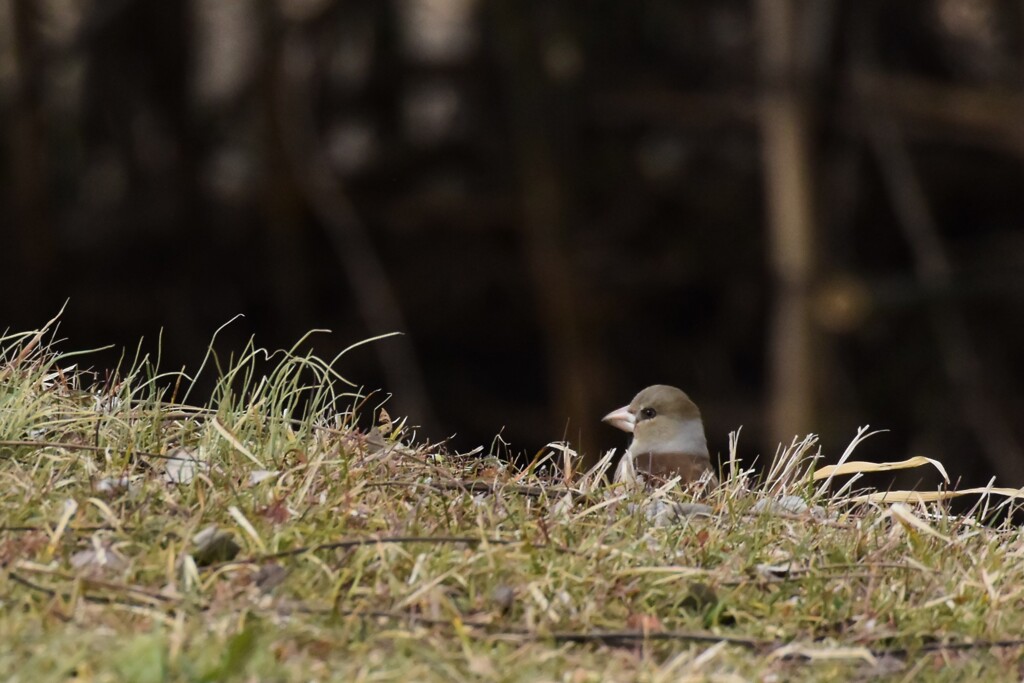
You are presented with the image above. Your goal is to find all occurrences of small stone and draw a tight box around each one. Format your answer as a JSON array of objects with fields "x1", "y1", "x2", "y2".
[
  {"x1": 680, "y1": 582, "x2": 718, "y2": 612},
  {"x1": 752, "y1": 495, "x2": 809, "y2": 515},
  {"x1": 192, "y1": 525, "x2": 241, "y2": 566},
  {"x1": 491, "y1": 585, "x2": 515, "y2": 614},
  {"x1": 95, "y1": 475, "x2": 132, "y2": 494},
  {"x1": 164, "y1": 448, "x2": 206, "y2": 485},
  {"x1": 255, "y1": 563, "x2": 288, "y2": 593}
]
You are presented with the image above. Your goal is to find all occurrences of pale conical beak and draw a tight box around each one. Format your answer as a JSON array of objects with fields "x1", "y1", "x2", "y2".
[{"x1": 602, "y1": 405, "x2": 635, "y2": 433}]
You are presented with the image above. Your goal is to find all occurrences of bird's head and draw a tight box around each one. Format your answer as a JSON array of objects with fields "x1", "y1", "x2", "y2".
[{"x1": 602, "y1": 384, "x2": 706, "y2": 455}]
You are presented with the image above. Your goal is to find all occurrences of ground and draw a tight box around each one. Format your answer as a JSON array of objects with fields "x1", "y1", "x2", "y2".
[{"x1": 2, "y1": 325, "x2": 1023, "y2": 682}]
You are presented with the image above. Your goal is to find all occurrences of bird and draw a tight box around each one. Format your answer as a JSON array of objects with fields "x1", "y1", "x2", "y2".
[{"x1": 602, "y1": 385, "x2": 716, "y2": 487}]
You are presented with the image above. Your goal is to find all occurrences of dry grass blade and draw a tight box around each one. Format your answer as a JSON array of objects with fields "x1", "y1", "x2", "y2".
[
  {"x1": 0, "y1": 302, "x2": 67, "y2": 381},
  {"x1": 848, "y1": 486, "x2": 1024, "y2": 504},
  {"x1": 768, "y1": 643, "x2": 877, "y2": 664},
  {"x1": 210, "y1": 416, "x2": 263, "y2": 467},
  {"x1": 887, "y1": 503, "x2": 953, "y2": 544}
]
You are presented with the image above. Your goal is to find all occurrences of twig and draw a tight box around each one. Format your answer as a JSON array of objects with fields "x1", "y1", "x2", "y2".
[
  {"x1": 7, "y1": 571, "x2": 175, "y2": 610},
  {"x1": 11, "y1": 565, "x2": 176, "y2": 604},
  {"x1": 157, "y1": 409, "x2": 350, "y2": 437},
  {"x1": 0, "y1": 439, "x2": 180, "y2": 461},
  {"x1": 0, "y1": 524, "x2": 128, "y2": 533},
  {"x1": 367, "y1": 479, "x2": 561, "y2": 499},
  {"x1": 202, "y1": 534, "x2": 562, "y2": 571},
  {"x1": 890, "y1": 639, "x2": 1024, "y2": 655},
  {"x1": 14, "y1": 570, "x2": 1024, "y2": 659},
  {"x1": 293, "y1": 601, "x2": 1024, "y2": 657},
  {"x1": 274, "y1": 600, "x2": 773, "y2": 648},
  {"x1": 543, "y1": 630, "x2": 769, "y2": 648}
]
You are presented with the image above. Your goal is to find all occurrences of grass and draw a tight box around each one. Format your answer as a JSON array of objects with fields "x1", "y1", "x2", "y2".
[{"x1": 2, "y1": 320, "x2": 1024, "y2": 682}]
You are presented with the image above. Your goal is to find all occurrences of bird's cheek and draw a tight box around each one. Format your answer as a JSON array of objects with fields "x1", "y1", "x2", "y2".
[{"x1": 637, "y1": 421, "x2": 665, "y2": 442}]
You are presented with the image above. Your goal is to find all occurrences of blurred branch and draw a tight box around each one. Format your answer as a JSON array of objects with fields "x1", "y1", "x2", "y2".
[
  {"x1": 595, "y1": 71, "x2": 1024, "y2": 158},
  {"x1": 866, "y1": 118, "x2": 1024, "y2": 485},
  {"x1": 851, "y1": 70, "x2": 1024, "y2": 153},
  {"x1": 274, "y1": 28, "x2": 436, "y2": 432},
  {"x1": 0, "y1": 0, "x2": 138, "y2": 89},
  {"x1": 592, "y1": 87, "x2": 756, "y2": 128}
]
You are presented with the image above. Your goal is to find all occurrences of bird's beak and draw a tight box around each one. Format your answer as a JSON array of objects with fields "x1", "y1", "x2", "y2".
[{"x1": 602, "y1": 405, "x2": 635, "y2": 433}]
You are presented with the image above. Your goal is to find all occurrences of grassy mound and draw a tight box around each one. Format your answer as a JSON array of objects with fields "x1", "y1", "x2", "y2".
[{"x1": 2, "y1": 320, "x2": 1024, "y2": 681}]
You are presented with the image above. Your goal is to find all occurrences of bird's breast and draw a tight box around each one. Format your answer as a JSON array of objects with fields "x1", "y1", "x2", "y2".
[{"x1": 628, "y1": 449, "x2": 714, "y2": 485}]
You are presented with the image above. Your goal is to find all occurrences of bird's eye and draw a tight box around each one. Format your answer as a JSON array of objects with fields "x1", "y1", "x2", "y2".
[{"x1": 639, "y1": 407, "x2": 657, "y2": 420}]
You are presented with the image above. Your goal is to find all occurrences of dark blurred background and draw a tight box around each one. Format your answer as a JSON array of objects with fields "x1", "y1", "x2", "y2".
[{"x1": 3, "y1": 0, "x2": 1024, "y2": 485}]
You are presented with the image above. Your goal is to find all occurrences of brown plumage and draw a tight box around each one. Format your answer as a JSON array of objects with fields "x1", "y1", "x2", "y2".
[{"x1": 602, "y1": 385, "x2": 716, "y2": 486}]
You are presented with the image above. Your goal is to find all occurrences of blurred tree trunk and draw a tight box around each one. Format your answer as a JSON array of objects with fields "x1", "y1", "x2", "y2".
[
  {"x1": 757, "y1": 0, "x2": 821, "y2": 448},
  {"x1": 7, "y1": 0, "x2": 54, "y2": 321},
  {"x1": 867, "y1": 118, "x2": 1024, "y2": 485},
  {"x1": 273, "y1": 23, "x2": 438, "y2": 433},
  {"x1": 256, "y1": 1, "x2": 313, "y2": 334},
  {"x1": 490, "y1": 2, "x2": 603, "y2": 468}
]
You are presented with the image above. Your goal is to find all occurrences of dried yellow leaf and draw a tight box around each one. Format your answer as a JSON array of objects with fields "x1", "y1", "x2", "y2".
[{"x1": 813, "y1": 456, "x2": 949, "y2": 483}]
